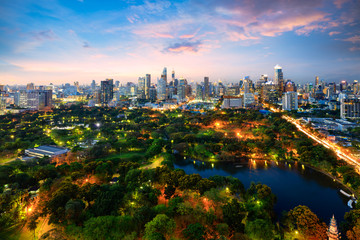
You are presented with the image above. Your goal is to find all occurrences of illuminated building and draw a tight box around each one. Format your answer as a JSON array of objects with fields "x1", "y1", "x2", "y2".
[
  {"x1": 145, "y1": 74, "x2": 151, "y2": 99},
  {"x1": 282, "y1": 91, "x2": 298, "y2": 111},
  {"x1": 341, "y1": 98, "x2": 360, "y2": 119},
  {"x1": 137, "y1": 77, "x2": 145, "y2": 99},
  {"x1": 157, "y1": 68, "x2": 167, "y2": 101},
  {"x1": 284, "y1": 80, "x2": 296, "y2": 92},
  {"x1": 274, "y1": 64, "x2": 284, "y2": 96},
  {"x1": 100, "y1": 79, "x2": 114, "y2": 106},
  {"x1": 204, "y1": 77, "x2": 210, "y2": 100}
]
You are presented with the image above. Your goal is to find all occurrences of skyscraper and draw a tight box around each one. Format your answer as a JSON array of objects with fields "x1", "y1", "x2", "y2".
[
  {"x1": 137, "y1": 77, "x2": 145, "y2": 99},
  {"x1": 91, "y1": 80, "x2": 96, "y2": 91},
  {"x1": 26, "y1": 83, "x2": 35, "y2": 90},
  {"x1": 145, "y1": 74, "x2": 151, "y2": 99},
  {"x1": 172, "y1": 70, "x2": 175, "y2": 82},
  {"x1": 161, "y1": 67, "x2": 167, "y2": 85},
  {"x1": 204, "y1": 77, "x2": 210, "y2": 100},
  {"x1": 274, "y1": 64, "x2": 284, "y2": 96},
  {"x1": 100, "y1": 79, "x2": 114, "y2": 105},
  {"x1": 157, "y1": 77, "x2": 167, "y2": 101},
  {"x1": 157, "y1": 68, "x2": 167, "y2": 101},
  {"x1": 315, "y1": 76, "x2": 319, "y2": 86}
]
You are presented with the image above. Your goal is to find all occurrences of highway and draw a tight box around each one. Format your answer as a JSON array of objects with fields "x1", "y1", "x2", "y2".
[{"x1": 282, "y1": 115, "x2": 360, "y2": 170}]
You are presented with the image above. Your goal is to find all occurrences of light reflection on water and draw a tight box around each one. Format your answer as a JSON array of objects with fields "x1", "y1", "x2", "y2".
[{"x1": 175, "y1": 158, "x2": 350, "y2": 222}]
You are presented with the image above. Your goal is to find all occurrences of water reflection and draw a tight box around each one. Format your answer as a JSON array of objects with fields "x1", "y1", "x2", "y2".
[{"x1": 174, "y1": 158, "x2": 350, "y2": 222}]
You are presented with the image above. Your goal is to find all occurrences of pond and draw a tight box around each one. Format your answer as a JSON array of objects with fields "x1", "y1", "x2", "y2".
[{"x1": 174, "y1": 159, "x2": 350, "y2": 222}]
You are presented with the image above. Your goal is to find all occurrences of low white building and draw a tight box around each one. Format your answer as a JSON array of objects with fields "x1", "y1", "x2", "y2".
[{"x1": 25, "y1": 145, "x2": 69, "y2": 158}]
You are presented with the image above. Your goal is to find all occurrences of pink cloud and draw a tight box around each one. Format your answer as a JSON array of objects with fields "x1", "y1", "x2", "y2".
[
  {"x1": 349, "y1": 46, "x2": 360, "y2": 51},
  {"x1": 343, "y1": 35, "x2": 360, "y2": 43},
  {"x1": 329, "y1": 31, "x2": 341, "y2": 36},
  {"x1": 334, "y1": 0, "x2": 351, "y2": 8}
]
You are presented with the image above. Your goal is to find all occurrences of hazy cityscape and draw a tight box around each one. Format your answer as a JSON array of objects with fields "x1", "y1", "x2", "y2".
[{"x1": 1, "y1": 0, "x2": 360, "y2": 240}]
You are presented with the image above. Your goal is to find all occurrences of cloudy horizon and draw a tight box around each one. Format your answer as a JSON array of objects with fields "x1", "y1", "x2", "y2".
[{"x1": 0, "y1": 0, "x2": 359, "y2": 85}]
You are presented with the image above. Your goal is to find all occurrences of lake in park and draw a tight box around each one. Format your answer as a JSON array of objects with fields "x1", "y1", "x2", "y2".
[{"x1": 174, "y1": 158, "x2": 351, "y2": 222}]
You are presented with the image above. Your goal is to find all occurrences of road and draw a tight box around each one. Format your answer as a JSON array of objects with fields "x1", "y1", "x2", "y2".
[{"x1": 282, "y1": 115, "x2": 360, "y2": 170}]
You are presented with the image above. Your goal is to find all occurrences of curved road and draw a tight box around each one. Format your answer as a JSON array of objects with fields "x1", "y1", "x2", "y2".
[{"x1": 282, "y1": 115, "x2": 360, "y2": 170}]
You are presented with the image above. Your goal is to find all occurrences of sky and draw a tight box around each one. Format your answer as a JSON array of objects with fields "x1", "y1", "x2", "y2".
[{"x1": 0, "y1": 0, "x2": 359, "y2": 85}]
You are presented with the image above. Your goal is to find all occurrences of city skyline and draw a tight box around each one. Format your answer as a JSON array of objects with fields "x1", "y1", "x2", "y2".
[{"x1": 0, "y1": 0, "x2": 359, "y2": 85}]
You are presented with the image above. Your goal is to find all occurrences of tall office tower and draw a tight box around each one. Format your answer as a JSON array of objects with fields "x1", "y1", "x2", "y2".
[
  {"x1": 26, "y1": 90, "x2": 40, "y2": 110},
  {"x1": 161, "y1": 67, "x2": 167, "y2": 85},
  {"x1": 172, "y1": 70, "x2": 175, "y2": 82},
  {"x1": 145, "y1": 74, "x2": 151, "y2": 99},
  {"x1": 353, "y1": 80, "x2": 359, "y2": 94},
  {"x1": 14, "y1": 90, "x2": 27, "y2": 108},
  {"x1": 149, "y1": 86, "x2": 157, "y2": 101},
  {"x1": 274, "y1": 64, "x2": 284, "y2": 96},
  {"x1": 115, "y1": 81, "x2": 120, "y2": 88},
  {"x1": 341, "y1": 98, "x2": 360, "y2": 119},
  {"x1": 91, "y1": 80, "x2": 96, "y2": 91},
  {"x1": 0, "y1": 85, "x2": 4, "y2": 91},
  {"x1": 100, "y1": 79, "x2": 114, "y2": 105},
  {"x1": 157, "y1": 77, "x2": 167, "y2": 101},
  {"x1": 26, "y1": 83, "x2": 35, "y2": 90},
  {"x1": 177, "y1": 85, "x2": 185, "y2": 101},
  {"x1": 282, "y1": 92, "x2": 298, "y2": 111},
  {"x1": 315, "y1": 76, "x2": 319, "y2": 86},
  {"x1": 137, "y1": 77, "x2": 145, "y2": 99},
  {"x1": 204, "y1": 77, "x2": 210, "y2": 100},
  {"x1": 174, "y1": 78, "x2": 178, "y2": 87},
  {"x1": 39, "y1": 90, "x2": 52, "y2": 110},
  {"x1": 196, "y1": 84, "x2": 203, "y2": 100},
  {"x1": 74, "y1": 81, "x2": 79, "y2": 90}
]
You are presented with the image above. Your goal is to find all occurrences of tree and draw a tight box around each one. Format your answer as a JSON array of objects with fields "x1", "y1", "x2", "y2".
[
  {"x1": 83, "y1": 215, "x2": 135, "y2": 240},
  {"x1": 245, "y1": 219, "x2": 274, "y2": 240},
  {"x1": 144, "y1": 214, "x2": 176, "y2": 239},
  {"x1": 182, "y1": 223, "x2": 206, "y2": 240},
  {"x1": 222, "y1": 199, "x2": 246, "y2": 232},
  {"x1": 164, "y1": 185, "x2": 175, "y2": 200},
  {"x1": 285, "y1": 205, "x2": 327, "y2": 239}
]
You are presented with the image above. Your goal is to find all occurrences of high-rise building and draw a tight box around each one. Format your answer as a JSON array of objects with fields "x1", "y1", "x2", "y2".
[
  {"x1": 340, "y1": 80, "x2": 347, "y2": 92},
  {"x1": 282, "y1": 92, "x2": 298, "y2": 111},
  {"x1": 315, "y1": 76, "x2": 319, "y2": 86},
  {"x1": 157, "y1": 77, "x2": 167, "y2": 101},
  {"x1": 39, "y1": 90, "x2": 52, "y2": 110},
  {"x1": 145, "y1": 74, "x2": 151, "y2": 99},
  {"x1": 172, "y1": 70, "x2": 175, "y2": 82},
  {"x1": 26, "y1": 83, "x2": 35, "y2": 90},
  {"x1": 157, "y1": 68, "x2": 167, "y2": 101},
  {"x1": 161, "y1": 67, "x2": 167, "y2": 85},
  {"x1": 341, "y1": 98, "x2": 360, "y2": 119},
  {"x1": 0, "y1": 90, "x2": 5, "y2": 110},
  {"x1": 100, "y1": 79, "x2": 114, "y2": 105},
  {"x1": 137, "y1": 77, "x2": 145, "y2": 99},
  {"x1": 196, "y1": 84, "x2": 203, "y2": 100},
  {"x1": 274, "y1": 64, "x2": 284, "y2": 96},
  {"x1": 26, "y1": 90, "x2": 40, "y2": 110},
  {"x1": 284, "y1": 80, "x2": 296, "y2": 92},
  {"x1": 14, "y1": 90, "x2": 27, "y2": 108},
  {"x1": 91, "y1": 80, "x2": 96, "y2": 91},
  {"x1": 204, "y1": 77, "x2": 210, "y2": 100},
  {"x1": 149, "y1": 86, "x2": 157, "y2": 101}
]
